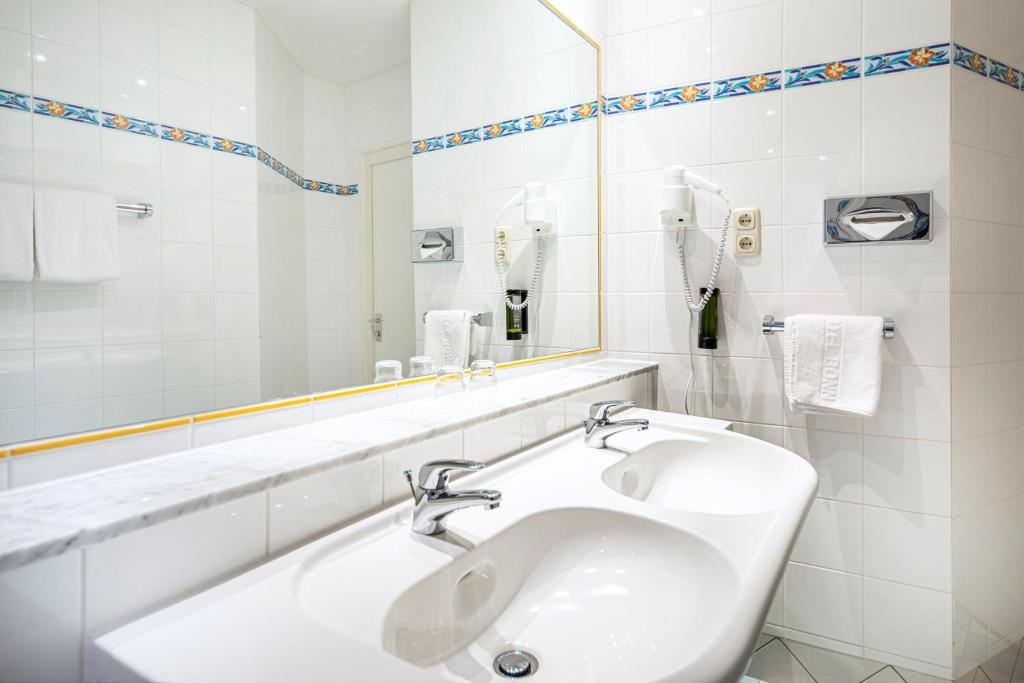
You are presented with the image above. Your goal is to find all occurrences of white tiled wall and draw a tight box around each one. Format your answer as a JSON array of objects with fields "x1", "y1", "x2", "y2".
[
  {"x1": 302, "y1": 65, "x2": 409, "y2": 392},
  {"x1": 949, "y1": 1, "x2": 1024, "y2": 676},
  {"x1": 603, "y1": 0, "x2": 958, "y2": 677},
  {"x1": 254, "y1": 14, "x2": 309, "y2": 405},
  {"x1": 0, "y1": 1, "x2": 404, "y2": 445},
  {"x1": 0, "y1": 0, "x2": 264, "y2": 442},
  {"x1": 409, "y1": 0, "x2": 601, "y2": 363}
]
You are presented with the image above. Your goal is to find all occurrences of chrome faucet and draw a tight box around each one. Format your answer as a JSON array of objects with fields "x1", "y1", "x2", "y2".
[
  {"x1": 583, "y1": 400, "x2": 649, "y2": 448},
  {"x1": 403, "y1": 460, "x2": 502, "y2": 536}
]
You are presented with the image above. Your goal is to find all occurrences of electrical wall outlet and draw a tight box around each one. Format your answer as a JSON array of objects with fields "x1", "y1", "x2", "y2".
[
  {"x1": 731, "y1": 207, "x2": 761, "y2": 231},
  {"x1": 495, "y1": 226, "x2": 511, "y2": 266},
  {"x1": 735, "y1": 233, "x2": 760, "y2": 255},
  {"x1": 731, "y1": 208, "x2": 761, "y2": 256}
]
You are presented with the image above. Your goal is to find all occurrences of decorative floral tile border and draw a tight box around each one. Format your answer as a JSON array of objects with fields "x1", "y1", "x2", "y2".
[
  {"x1": 0, "y1": 88, "x2": 358, "y2": 197},
  {"x1": 649, "y1": 83, "x2": 711, "y2": 108},
  {"x1": 715, "y1": 70, "x2": 783, "y2": 98},
  {"x1": 954, "y1": 44, "x2": 989, "y2": 76},
  {"x1": 410, "y1": 42, "x2": 951, "y2": 155},
  {"x1": 863, "y1": 43, "x2": 950, "y2": 77},
  {"x1": 786, "y1": 57, "x2": 861, "y2": 88},
  {"x1": 413, "y1": 98, "x2": 600, "y2": 154},
  {"x1": 616, "y1": 42, "x2": 949, "y2": 111},
  {"x1": 954, "y1": 43, "x2": 1024, "y2": 92}
]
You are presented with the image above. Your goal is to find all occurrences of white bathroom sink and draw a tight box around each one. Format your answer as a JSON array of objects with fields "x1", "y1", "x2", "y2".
[
  {"x1": 380, "y1": 508, "x2": 737, "y2": 681},
  {"x1": 91, "y1": 410, "x2": 816, "y2": 683},
  {"x1": 601, "y1": 426, "x2": 812, "y2": 514}
]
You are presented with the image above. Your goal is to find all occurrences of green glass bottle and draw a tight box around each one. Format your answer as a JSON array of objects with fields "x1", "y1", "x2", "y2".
[
  {"x1": 698, "y1": 287, "x2": 719, "y2": 350},
  {"x1": 505, "y1": 289, "x2": 527, "y2": 341}
]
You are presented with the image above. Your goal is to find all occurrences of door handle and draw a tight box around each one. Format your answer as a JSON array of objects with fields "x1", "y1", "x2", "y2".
[{"x1": 369, "y1": 314, "x2": 382, "y2": 342}]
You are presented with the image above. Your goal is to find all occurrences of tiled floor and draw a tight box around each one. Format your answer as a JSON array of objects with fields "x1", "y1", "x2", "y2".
[{"x1": 744, "y1": 633, "x2": 1024, "y2": 683}]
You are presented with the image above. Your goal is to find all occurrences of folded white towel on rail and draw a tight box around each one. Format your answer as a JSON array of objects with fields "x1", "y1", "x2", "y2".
[
  {"x1": 424, "y1": 310, "x2": 472, "y2": 368},
  {"x1": 35, "y1": 187, "x2": 119, "y2": 283},
  {"x1": 0, "y1": 182, "x2": 34, "y2": 281},
  {"x1": 783, "y1": 314, "x2": 883, "y2": 417}
]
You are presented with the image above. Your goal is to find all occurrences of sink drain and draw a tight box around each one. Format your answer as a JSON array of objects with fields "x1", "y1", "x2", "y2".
[{"x1": 493, "y1": 650, "x2": 539, "y2": 678}]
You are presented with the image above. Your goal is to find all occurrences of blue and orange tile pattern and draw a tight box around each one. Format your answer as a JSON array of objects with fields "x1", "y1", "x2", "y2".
[
  {"x1": 413, "y1": 98, "x2": 601, "y2": 154},
  {"x1": 411, "y1": 41, "x2": 956, "y2": 156},
  {"x1": 954, "y1": 44, "x2": 989, "y2": 76},
  {"x1": 952, "y1": 42, "x2": 1024, "y2": 93},
  {"x1": 714, "y1": 71, "x2": 782, "y2": 98},
  {"x1": 0, "y1": 88, "x2": 357, "y2": 197},
  {"x1": 785, "y1": 58, "x2": 861, "y2": 88},
  {"x1": 483, "y1": 118, "x2": 522, "y2": 140},
  {"x1": 649, "y1": 83, "x2": 711, "y2": 108},
  {"x1": 863, "y1": 43, "x2": 950, "y2": 77},
  {"x1": 102, "y1": 112, "x2": 159, "y2": 137}
]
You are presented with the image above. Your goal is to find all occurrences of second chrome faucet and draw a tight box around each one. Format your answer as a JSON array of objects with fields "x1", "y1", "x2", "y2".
[
  {"x1": 583, "y1": 400, "x2": 650, "y2": 448},
  {"x1": 404, "y1": 460, "x2": 502, "y2": 536}
]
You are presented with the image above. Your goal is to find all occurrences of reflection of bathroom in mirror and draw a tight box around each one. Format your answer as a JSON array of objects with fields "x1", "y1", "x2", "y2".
[{"x1": 0, "y1": 0, "x2": 600, "y2": 446}]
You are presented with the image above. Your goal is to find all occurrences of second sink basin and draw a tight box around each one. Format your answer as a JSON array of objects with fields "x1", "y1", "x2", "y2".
[
  {"x1": 602, "y1": 427, "x2": 814, "y2": 514},
  {"x1": 383, "y1": 507, "x2": 737, "y2": 682}
]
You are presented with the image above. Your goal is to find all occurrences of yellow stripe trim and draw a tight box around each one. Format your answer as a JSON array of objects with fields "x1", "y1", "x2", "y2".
[
  {"x1": 312, "y1": 382, "x2": 396, "y2": 402},
  {"x1": 192, "y1": 396, "x2": 313, "y2": 424},
  {"x1": 396, "y1": 375, "x2": 437, "y2": 387},
  {"x1": 3, "y1": 347, "x2": 606, "y2": 457},
  {"x1": 11, "y1": 417, "x2": 192, "y2": 457},
  {"x1": 499, "y1": 348, "x2": 597, "y2": 369}
]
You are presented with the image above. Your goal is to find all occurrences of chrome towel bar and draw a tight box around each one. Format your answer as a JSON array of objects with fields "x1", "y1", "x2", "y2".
[
  {"x1": 762, "y1": 315, "x2": 896, "y2": 339},
  {"x1": 116, "y1": 202, "x2": 153, "y2": 218},
  {"x1": 422, "y1": 311, "x2": 494, "y2": 327}
]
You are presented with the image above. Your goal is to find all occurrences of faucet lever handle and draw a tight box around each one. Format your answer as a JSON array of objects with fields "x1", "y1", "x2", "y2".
[
  {"x1": 418, "y1": 459, "x2": 485, "y2": 491},
  {"x1": 589, "y1": 400, "x2": 636, "y2": 422}
]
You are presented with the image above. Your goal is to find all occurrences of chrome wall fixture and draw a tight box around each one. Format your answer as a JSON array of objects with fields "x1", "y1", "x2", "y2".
[
  {"x1": 421, "y1": 311, "x2": 494, "y2": 327},
  {"x1": 411, "y1": 227, "x2": 462, "y2": 262},
  {"x1": 762, "y1": 315, "x2": 896, "y2": 339},
  {"x1": 116, "y1": 202, "x2": 154, "y2": 219},
  {"x1": 824, "y1": 192, "x2": 931, "y2": 245}
]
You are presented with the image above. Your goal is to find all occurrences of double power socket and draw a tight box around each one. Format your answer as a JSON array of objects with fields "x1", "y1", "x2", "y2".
[
  {"x1": 730, "y1": 207, "x2": 761, "y2": 257},
  {"x1": 495, "y1": 226, "x2": 511, "y2": 266}
]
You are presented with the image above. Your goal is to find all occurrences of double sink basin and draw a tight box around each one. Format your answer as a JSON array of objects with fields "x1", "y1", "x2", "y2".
[{"x1": 92, "y1": 409, "x2": 817, "y2": 683}]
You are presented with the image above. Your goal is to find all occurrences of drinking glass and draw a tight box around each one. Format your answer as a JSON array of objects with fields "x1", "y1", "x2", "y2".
[
  {"x1": 469, "y1": 359, "x2": 497, "y2": 387},
  {"x1": 434, "y1": 365, "x2": 466, "y2": 398},
  {"x1": 373, "y1": 360, "x2": 402, "y2": 383}
]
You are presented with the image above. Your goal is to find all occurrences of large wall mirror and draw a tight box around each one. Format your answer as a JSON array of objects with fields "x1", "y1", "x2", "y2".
[{"x1": 0, "y1": 0, "x2": 600, "y2": 446}]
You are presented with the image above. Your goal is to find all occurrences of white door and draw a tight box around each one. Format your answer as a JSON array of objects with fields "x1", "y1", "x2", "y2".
[{"x1": 367, "y1": 148, "x2": 415, "y2": 379}]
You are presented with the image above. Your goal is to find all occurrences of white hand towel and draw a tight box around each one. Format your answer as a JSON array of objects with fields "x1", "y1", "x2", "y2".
[
  {"x1": 0, "y1": 182, "x2": 34, "y2": 281},
  {"x1": 783, "y1": 314, "x2": 883, "y2": 417},
  {"x1": 34, "y1": 187, "x2": 119, "y2": 283},
  {"x1": 424, "y1": 310, "x2": 472, "y2": 368}
]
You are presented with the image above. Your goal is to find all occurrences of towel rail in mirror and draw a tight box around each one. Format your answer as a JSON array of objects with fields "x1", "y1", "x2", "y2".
[{"x1": 116, "y1": 203, "x2": 154, "y2": 218}]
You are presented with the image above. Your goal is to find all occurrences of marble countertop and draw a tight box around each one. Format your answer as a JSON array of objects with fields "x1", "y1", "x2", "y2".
[{"x1": 0, "y1": 359, "x2": 657, "y2": 572}]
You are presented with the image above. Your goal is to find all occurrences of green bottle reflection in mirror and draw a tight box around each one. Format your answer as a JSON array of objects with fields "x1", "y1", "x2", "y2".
[{"x1": 505, "y1": 290, "x2": 528, "y2": 341}]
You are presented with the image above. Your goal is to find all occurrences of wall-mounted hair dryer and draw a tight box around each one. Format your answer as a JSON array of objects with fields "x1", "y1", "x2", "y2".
[
  {"x1": 658, "y1": 164, "x2": 732, "y2": 314},
  {"x1": 498, "y1": 181, "x2": 557, "y2": 237},
  {"x1": 495, "y1": 181, "x2": 557, "y2": 322},
  {"x1": 660, "y1": 165, "x2": 723, "y2": 229}
]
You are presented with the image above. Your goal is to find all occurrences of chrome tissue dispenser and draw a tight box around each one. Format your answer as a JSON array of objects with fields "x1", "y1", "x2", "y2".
[
  {"x1": 824, "y1": 192, "x2": 931, "y2": 245},
  {"x1": 411, "y1": 227, "x2": 462, "y2": 263}
]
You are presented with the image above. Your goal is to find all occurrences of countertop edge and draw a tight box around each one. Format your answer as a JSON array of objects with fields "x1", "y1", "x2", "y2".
[{"x1": 0, "y1": 360, "x2": 658, "y2": 572}]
